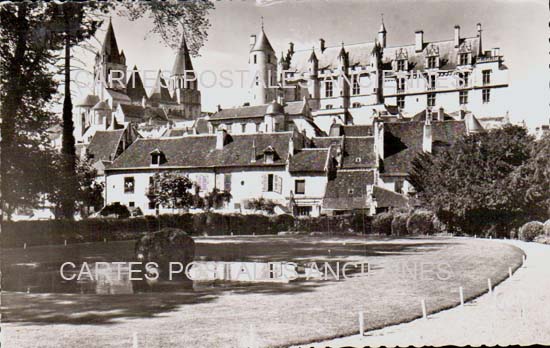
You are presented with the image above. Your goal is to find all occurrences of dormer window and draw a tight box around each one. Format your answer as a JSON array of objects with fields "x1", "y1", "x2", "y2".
[
  {"x1": 397, "y1": 59, "x2": 407, "y2": 71},
  {"x1": 427, "y1": 56, "x2": 437, "y2": 69},
  {"x1": 150, "y1": 148, "x2": 164, "y2": 166},
  {"x1": 459, "y1": 53, "x2": 469, "y2": 66},
  {"x1": 263, "y1": 146, "x2": 277, "y2": 164}
]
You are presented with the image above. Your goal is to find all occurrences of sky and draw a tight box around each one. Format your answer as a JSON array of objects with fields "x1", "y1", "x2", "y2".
[{"x1": 72, "y1": 0, "x2": 549, "y2": 129}]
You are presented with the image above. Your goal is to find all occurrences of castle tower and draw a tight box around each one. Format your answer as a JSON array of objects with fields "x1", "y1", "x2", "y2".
[
  {"x1": 307, "y1": 48, "x2": 320, "y2": 102},
  {"x1": 94, "y1": 19, "x2": 127, "y2": 96},
  {"x1": 249, "y1": 22, "x2": 277, "y2": 106},
  {"x1": 169, "y1": 31, "x2": 201, "y2": 119}
]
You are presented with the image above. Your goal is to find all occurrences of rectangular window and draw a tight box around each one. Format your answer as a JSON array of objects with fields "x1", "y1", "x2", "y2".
[
  {"x1": 459, "y1": 90, "x2": 468, "y2": 105},
  {"x1": 326, "y1": 104, "x2": 333, "y2": 110},
  {"x1": 295, "y1": 180, "x2": 305, "y2": 194},
  {"x1": 459, "y1": 53, "x2": 468, "y2": 66},
  {"x1": 148, "y1": 200, "x2": 156, "y2": 210},
  {"x1": 427, "y1": 57, "x2": 436, "y2": 69},
  {"x1": 397, "y1": 78, "x2": 406, "y2": 93},
  {"x1": 256, "y1": 123, "x2": 261, "y2": 132},
  {"x1": 129, "y1": 201, "x2": 135, "y2": 208},
  {"x1": 124, "y1": 177, "x2": 135, "y2": 193},
  {"x1": 428, "y1": 75, "x2": 436, "y2": 90},
  {"x1": 397, "y1": 59, "x2": 406, "y2": 71},
  {"x1": 325, "y1": 80, "x2": 333, "y2": 97},
  {"x1": 224, "y1": 174, "x2": 232, "y2": 192},
  {"x1": 296, "y1": 206, "x2": 312, "y2": 216},
  {"x1": 267, "y1": 174, "x2": 274, "y2": 192},
  {"x1": 352, "y1": 102, "x2": 361, "y2": 108},
  {"x1": 253, "y1": 54, "x2": 257, "y2": 64},
  {"x1": 482, "y1": 70, "x2": 491, "y2": 85},
  {"x1": 427, "y1": 93, "x2": 436, "y2": 107},
  {"x1": 241, "y1": 123, "x2": 246, "y2": 133},
  {"x1": 459, "y1": 72, "x2": 470, "y2": 88},
  {"x1": 352, "y1": 77, "x2": 360, "y2": 95},
  {"x1": 482, "y1": 88, "x2": 491, "y2": 103},
  {"x1": 151, "y1": 154, "x2": 159, "y2": 165},
  {"x1": 397, "y1": 95, "x2": 405, "y2": 109}
]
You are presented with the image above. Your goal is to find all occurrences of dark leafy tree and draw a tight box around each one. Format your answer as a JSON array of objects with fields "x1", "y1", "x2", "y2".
[
  {"x1": 0, "y1": 3, "x2": 60, "y2": 220},
  {"x1": 205, "y1": 188, "x2": 232, "y2": 210},
  {"x1": 152, "y1": 172, "x2": 194, "y2": 211},
  {"x1": 409, "y1": 125, "x2": 536, "y2": 236},
  {"x1": 120, "y1": 0, "x2": 215, "y2": 54}
]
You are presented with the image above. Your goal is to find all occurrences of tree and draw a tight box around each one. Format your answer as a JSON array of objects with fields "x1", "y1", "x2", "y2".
[
  {"x1": 76, "y1": 160, "x2": 104, "y2": 217},
  {"x1": 120, "y1": 0, "x2": 215, "y2": 54},
  {"x1": 0, "y1": 3, "x2": 60, "y2": 220},
  {"x1": 152, "y1": 172, "x2": 194, "y2": 211},
  {"x1": 409, "y1": 125, "x2": 536, "y2": 235},
  {"x1": 45, "y1": 2, "x2": 110, "y2": 219},
  {"x1": 205, "y1": 188, "x2": 232, "y2": 210}
]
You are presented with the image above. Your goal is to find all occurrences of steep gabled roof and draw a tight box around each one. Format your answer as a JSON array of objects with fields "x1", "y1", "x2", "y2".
[
  {"x1": 373, "y1": 186, "x2": 409, "y2": 209},
  {"x1": 87, "y1": 129, "x2": 124, "y2": 162},
  {"x1": 101, "y1": 19, "x2": 123, "y2": 64},
  {"x1": 289, "y1": 149, "x2": 329, "y2": 173},
  {"x1": 108, "y1": 132, "x2": 294, "y2": 170},
  {"x1": 342, "y1": 137, "x2": 377, "y2": 169},
  {"x1": 126, "y1": 66, "x2": 148, "y2": 102},
  {"x1": 322, "y1": 171, "x2": 375, "y2": 210},
  {"x1": 210, "y1": 104, "x2": 268, "y2": 121},
  {"x1": 149, "y1": 71, "x2": 174, "y2": 104},
  {"x1": 76, "y1": 94, "x2": 100, "y2": 108},
  {"x1": 289, "y1": 41, "x2": 376, "y2": 73}
]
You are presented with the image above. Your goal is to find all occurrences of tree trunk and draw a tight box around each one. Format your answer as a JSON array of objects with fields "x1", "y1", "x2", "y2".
[
  {"x1": 1, "y1": 4, "x2": 30, "y2": 223},
  {"x1": 60, "y1": 6, "x2": 78, "y2": 220}
]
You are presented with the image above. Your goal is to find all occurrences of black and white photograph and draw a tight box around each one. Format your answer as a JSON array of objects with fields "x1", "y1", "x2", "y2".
[{"x1": 0, "y1": 0, "x2": 549, "y2": 347}]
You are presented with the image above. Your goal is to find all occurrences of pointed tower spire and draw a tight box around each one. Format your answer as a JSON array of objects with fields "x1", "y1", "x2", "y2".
[
  {"x1": 250, "y1": 22, "x2": 274, "y2": 53},
  {"x1": 171, "y1": 30, "x2": 194, "y2": 76},
  {"x1": 308, "y1": 47, "x2": 318, "y2": 62},
  {"x1": 127, "y1": 65, "x2": 147, "y2": 103},
  {"x1": 102, "y1": 18, "x2": 121, "y2": 63},
  {"x1": 149, "y1": 70, "x2": 173, "y2": 104}
]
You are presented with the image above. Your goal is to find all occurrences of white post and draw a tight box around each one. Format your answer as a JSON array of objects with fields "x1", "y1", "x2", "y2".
[
  {"x1": 488, "y1": 278, "x2": 492, "y2": 294},
  {"x1": 509, "y1": 267, "x2": 512, "y2": 278},
  {"x1": 358, "y1": 311, "x2": 364, "y2": 335},
  {"x1": 132, "y1": 332, "x2": 138, "y2": 348},
  {"x1": 23, "y1": 242, "x2": 27, "y2": 250},
  {"x1": 64, "y1": 240, "x2": 67, "y2": 246},
  {"x1": 459, "y1": 286, "x2": 464, "y2": 307},
  {"x1": 104, "y1": 238, "x2": 107, "y2": 243},
  {"x1": 522, "y1": 255, "x2": 526, "y2": 267},
  {"x1": 421, "y1": 299, "x2": 427, "y2": 319}
]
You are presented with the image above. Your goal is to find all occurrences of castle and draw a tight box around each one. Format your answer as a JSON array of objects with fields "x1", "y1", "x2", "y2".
[{"x1": 74, "y1": 19, "x2": 509, "y2": 217}]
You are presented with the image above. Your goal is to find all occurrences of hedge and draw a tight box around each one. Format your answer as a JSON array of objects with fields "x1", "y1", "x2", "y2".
[
  {"x1": 391, "y1": 213, "x2": 408, "y2": 236},
  {"x1": 519, "y1": 221, "x2": 545, "y2": 242},
  {"x1": 372, "y1": 212, "x2": 393, "y2": 235},
  {"x1": 1, "y1": 212, "x2": 372, "y2": 248},
  {"x1": 407, "y1": 211, "x2": 434, "y2": 235}
]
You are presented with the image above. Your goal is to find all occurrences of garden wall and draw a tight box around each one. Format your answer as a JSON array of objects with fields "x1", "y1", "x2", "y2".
[{"x1": 1, "y1": 212, "x2": 372, "y2": 247}]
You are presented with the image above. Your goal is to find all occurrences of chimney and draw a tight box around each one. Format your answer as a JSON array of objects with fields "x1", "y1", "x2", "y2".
[
  {"x1": 319, "y1": 38, "x2": 325, "y2": 53},
  {"x1": 288, "y1": 42, "x2": 294, "y2": 55},
  {"x1": 216, "y1": 129, "x2": 228, "y2": 150},
  {"x1": 477, "y1": 23, "x2": 482, "y2": 35},
  {"x1": 415, "y1": 30, "x2": 424, "y2": 52},
  {"x1": 249, "y1": 35, "x2": 256, "y2": 49},
  {"x1": 437, "y1": 107, "x2": 444, "y2": 121},
  {"x1": 454, "y1": 25, "x2": 460, "y2": 47},
  {"x1": 217, "y1": 104, "x2": 222, "y2": 112},
  {"x1": 477, "y1": 23, "x2": 483, "y2": 55},
  {"x1": 423, "y1": 116, "x2": 432, "y2": 153},
  {"x1": 459, "y1": 109, "x2": 466, "y2": 119},
  {"x1": 251, "y1": 139, "x2": 256, "y2": 163},
  {"x1": 492, "y1": 47, "x2": 500, "y2": 57}
]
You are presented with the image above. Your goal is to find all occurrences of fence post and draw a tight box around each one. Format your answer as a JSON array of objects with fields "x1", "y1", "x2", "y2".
[
  {"x1": 459, "y1": 286, "x2": 464, "y2": 307},
  {"x1": 358, "y1": 311, "x2": 364, "y2": 335},
  {"x1": 421, "y1": 299, "x2": 427, "y2": 319}
]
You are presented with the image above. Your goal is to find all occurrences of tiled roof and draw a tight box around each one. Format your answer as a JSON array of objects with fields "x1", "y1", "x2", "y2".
[
  {"x1": 342, "y1": 137, "x2": 377, "y2": 169},
  {"x1": 342, "y1": 125, "x2": 373, "y2": 136},
  {"x1": 172, "y1": 32, "x2": 194, "y2": 76},
  {"x1": 120, "y1": 104, "x2": 146, "y2": 120},
  {"x1": 322, "y1": 170, "x2": 375, "y2": 210},
  {"x1": 312, "y1": 137, "x2": 343, "y2": 149},
  {"x1": 210, "y1": 104, "x2": 268, "y2": 121},
  {"x1": 149, "y1": 72, "x2": 174, "y2": 104},
  {"x1": 373, "y1": 186, "x2": 409, "y2": 209},
  {"x1": 412, "y1": 109, "x2": 454, "y2": 122},
  {"x1": 87, "y1": 129, "x2": 124, "y2": 162},
  {"x1": 383, "y1": 120, "x2": 467, "y2": 174},
  {"x1": 251, "y1": 29, "x2": 274, "y2": 53},
  {"x1": 106, "y1": 88, "x2": 131, "y2": 103},
  {"x1": 289, "y1": 41, "x2": 376, "y2": 72},
  {"x1": 76, "y1": 94, "x2": 100, "y2": 107},
  {"x1": 285, "y1": 100, "x2": 306, "y2": 115},
  {"x1": 108, "y1": 132, "x2": 293, "y2": 170},
  {"x1": 289, "y1": 149, "x2": 328, "y2": 172},
  {"x1": 382, "y1": 37, "x2": 481, "y2": 71}
]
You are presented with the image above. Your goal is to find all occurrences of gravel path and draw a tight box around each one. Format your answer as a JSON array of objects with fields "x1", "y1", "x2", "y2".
[{"x1": 299, "y1": 239, "x2": 550, "y2": 347}]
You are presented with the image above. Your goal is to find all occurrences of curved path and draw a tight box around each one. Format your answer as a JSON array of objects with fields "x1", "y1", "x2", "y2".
[{"x1": 299, "y1": 239, "x2": 550, "y2": 347}]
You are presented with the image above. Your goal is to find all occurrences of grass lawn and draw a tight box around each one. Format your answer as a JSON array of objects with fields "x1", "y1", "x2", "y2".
[{"x1": 1, "y1": 235, "x2": 524, "y2": 348}]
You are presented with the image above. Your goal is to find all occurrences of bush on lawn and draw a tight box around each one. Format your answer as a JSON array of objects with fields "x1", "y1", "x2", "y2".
[
  {"x1": 544, "y1": 219, "x2": 550, "y2": 236},
  {"x1": 518, "y1": 221, "x2": 545, "y2": 242},
  {"x1": 372, "y1": 212, "x2": 393, "y2": 235},
  {"x1": 407, "y1": 210, "x2": 434, "y2": 235},
  {"x1": 100, "y1": 203, "x2": 130, "y2": 219},
  {"x1": 391, "y1": 213, "x2": 408, "y2": 236}
]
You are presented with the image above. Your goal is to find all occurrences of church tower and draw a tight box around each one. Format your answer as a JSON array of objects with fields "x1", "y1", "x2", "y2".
[
  {"x1": 94, "y1": 19, "x2": 127, "y2": 97},
  {"x1": 249, "y1": 21, "x2": 277, "y2": 106},
  {"x1": 169, "y1": 31, "x2": 201, "y2": 119},
  {"x1": 377, "y1": 16, "x2": 387, "y2": 48}
]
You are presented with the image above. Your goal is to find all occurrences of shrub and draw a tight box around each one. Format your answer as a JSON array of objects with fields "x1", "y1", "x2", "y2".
[
  {"x1": 372, "y1": 212, "x2": 393, "y2": 235},
  {"x1": 432, "y1": 215, "x2": 447, "y2": 234},
  {"x1": 407, "y1": 211, "x2": 434, "y2": 235},
  {"x1": 518, "y1": 221, "x2": 544, "y2": 242},
  {"x1": 100, "y1": 203, "x2": 130, "y2": 219},
  {"x1": 544, "y1": 220, "x2": 550, "y2": 236},
  {"x1": 391, "y1": 213, "x2": 408, "y2": 236},
  {"x1": 272, "y1": 214, "x2": 295, "y2": 231}
]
